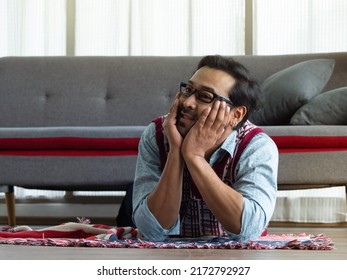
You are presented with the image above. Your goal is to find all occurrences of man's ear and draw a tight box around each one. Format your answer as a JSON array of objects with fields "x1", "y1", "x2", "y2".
[{"x1": 230, "y1": 106, "x2": 247, "y2": 127}]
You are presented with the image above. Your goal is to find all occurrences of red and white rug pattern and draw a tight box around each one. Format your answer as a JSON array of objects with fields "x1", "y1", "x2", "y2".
[{"x1": 0, "y1": 219, "x2": 334, "y2": 250}]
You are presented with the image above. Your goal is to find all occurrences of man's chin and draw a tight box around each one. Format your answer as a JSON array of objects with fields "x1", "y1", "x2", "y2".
[{"x1": 176, "y1": 122, "x2": 190, "y2": 137}]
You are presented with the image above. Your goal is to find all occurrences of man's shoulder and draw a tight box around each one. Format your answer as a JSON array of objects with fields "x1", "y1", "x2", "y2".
[
  {"x1": 141, "y1": 115, "x2": 167, "y2": 145},
  {"x1": 236, "y1": 121, "x2": 277, "y2": 153},
  {"x1": 141, "y1": 121, "x2": 157, "y2": 142},
  {"x1": 151, "y1": 115, "x2": 165, "y2": 125},
  {"x1": 247, "y1": 131, "x2": 279, "y2": 155}
]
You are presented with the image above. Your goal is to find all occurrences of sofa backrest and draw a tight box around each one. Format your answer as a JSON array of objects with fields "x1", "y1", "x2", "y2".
[{"x1": 1, "y1": 53, "x2": 346, "y2": 127}]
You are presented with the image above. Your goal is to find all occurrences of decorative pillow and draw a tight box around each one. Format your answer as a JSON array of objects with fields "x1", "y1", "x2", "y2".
[
  {"x1": 250, "y1": 59, "x2": 335, "y2": 125},
  {"x1": 290, "y1": 87, "x2": 347, "y2": 125}
]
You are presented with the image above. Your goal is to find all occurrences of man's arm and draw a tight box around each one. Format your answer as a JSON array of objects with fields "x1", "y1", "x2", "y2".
[
  {"x1": 184, "y1": 156, "x2": 244, "y2": 233},
  {"x1": 133, "y1": 97, "x2": 186, "y2": 239},
  {"x1": 184, "y1": 135, "x2": 278, "y2": 239},
  {"x1": 182, "y1": 100, "x2": 278, "y2": 237},
  {"x1": 132, "y1": 122, "x2": 183, "y2": 240},
  {"x1": 146, "y1": 147, "x2": 184, "y2": 229},
  {"x1": 146, "y1": 98, "x2": 185, "y2": 229}
]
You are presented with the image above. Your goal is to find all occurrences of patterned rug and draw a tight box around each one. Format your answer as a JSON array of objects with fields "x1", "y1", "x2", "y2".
[{"x1": 0, "y1": 219, "x2": 334, "y2": 250}]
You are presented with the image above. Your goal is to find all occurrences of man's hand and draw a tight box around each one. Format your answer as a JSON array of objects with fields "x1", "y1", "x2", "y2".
[
  {"x1": 163, "y1": 94, "x2": 183, "y2": 151},
  {"x1": 182, "y1": 100, "x2": 231, "y2": 160}
]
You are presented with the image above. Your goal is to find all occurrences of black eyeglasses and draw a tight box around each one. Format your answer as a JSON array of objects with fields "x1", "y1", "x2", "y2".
[{"x1": 179, "y1": 82, "x2": 234, "y2": 107}]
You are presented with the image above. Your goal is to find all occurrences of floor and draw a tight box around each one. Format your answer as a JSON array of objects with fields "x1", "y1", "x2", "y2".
[{"x1": 1, "y1": 226, "x2": 346, "y2": 260}]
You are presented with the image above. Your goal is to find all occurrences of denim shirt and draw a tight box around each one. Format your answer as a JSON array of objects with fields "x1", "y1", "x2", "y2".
[{"x1": 132, "y1": 121, "x2": 279, "y2": 242}]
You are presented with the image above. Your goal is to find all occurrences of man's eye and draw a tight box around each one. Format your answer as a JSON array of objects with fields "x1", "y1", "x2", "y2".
[
  {"x1": 185, "y1": 86, "x2": 193, "y2": 93},
  {"x1": 198, "y1": 91, "x2": 213, "y2": 101}
]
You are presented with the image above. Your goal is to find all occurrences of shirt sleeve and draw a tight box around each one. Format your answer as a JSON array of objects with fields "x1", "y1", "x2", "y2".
[
  {"x1": 225, "y1": 133, "x2": 279, "y2": 242},
  {"x1": 132, "y1": 123, "x2": 180, "y2": 241}
]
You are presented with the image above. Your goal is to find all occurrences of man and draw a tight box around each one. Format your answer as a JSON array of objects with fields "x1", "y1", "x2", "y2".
[{"x1": 131, "y1": 55, "x2": 278, "y2": 242}]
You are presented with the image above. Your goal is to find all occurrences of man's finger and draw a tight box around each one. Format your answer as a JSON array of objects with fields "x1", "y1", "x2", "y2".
[{"x1": 203, "y1": 100, "x2": 220, "y2": 128}]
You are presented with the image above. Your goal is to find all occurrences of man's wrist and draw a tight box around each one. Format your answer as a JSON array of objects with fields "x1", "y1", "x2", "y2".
[
  {"x1": 167, "y1": 148, "x2": 184, "y2": 163},
  {"x1": 183, "y1": 152, "x2": 206, "y2": 166}
]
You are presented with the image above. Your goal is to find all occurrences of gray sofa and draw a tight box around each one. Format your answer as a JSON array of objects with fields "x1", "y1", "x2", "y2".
[{"x1": 1, "y1": 53, "x2": 347, "y2": 226}]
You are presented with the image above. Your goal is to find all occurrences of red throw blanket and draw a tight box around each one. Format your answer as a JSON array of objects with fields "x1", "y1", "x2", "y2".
[{"x1": 0, "y1": 222, "x2": 140, "y2": 240}]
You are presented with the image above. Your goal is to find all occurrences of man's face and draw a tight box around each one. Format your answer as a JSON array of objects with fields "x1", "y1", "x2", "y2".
[{"x1": 176, "y1": 66, "x2": 236, "y2": 137}]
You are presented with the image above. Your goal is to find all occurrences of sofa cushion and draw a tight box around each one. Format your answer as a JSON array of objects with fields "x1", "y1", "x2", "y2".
[
  {"x1": 290, "y1": 87, "x2": 347, "y2": 125},
  {"x1": 250, "y1": 59, "x2": 335, "y2": 125}
]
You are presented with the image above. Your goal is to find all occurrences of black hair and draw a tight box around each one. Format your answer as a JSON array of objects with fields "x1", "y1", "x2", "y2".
[{"x1": 196, "y1": 55, "x2": 263, "y2": 129}]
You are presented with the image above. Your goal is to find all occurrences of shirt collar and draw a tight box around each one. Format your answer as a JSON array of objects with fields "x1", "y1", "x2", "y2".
[{"x1": 209, "y1": 130, "x2": 237, "y2": 166}]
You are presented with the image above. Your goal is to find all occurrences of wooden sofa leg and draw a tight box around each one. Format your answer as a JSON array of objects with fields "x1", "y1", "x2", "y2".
[{"x1": 5, "y1": 186, "x2": 16, "y2": 226}]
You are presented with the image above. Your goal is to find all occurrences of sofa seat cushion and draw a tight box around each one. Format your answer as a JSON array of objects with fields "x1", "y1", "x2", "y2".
[
  {"x1": 0, "y1": 126, "x2": 145, "y2": 156},
  {"x1": 262, "y1": 125, "x2": 347, "y2": 186}
]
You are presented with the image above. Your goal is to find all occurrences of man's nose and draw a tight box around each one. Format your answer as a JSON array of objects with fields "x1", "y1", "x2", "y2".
[{"x1": 183, "y1": 91, "x2": 198, "y2": 108}]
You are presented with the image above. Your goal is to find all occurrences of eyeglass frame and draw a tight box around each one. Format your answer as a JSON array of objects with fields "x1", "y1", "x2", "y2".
[{"x1": 179, "y1": 82, "x2": 234, "y2": 107}]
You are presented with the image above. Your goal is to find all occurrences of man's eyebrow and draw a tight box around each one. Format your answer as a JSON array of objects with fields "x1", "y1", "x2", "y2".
[{"x1": 188, "y1": 80, "x2": 216, "y2": 93}]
